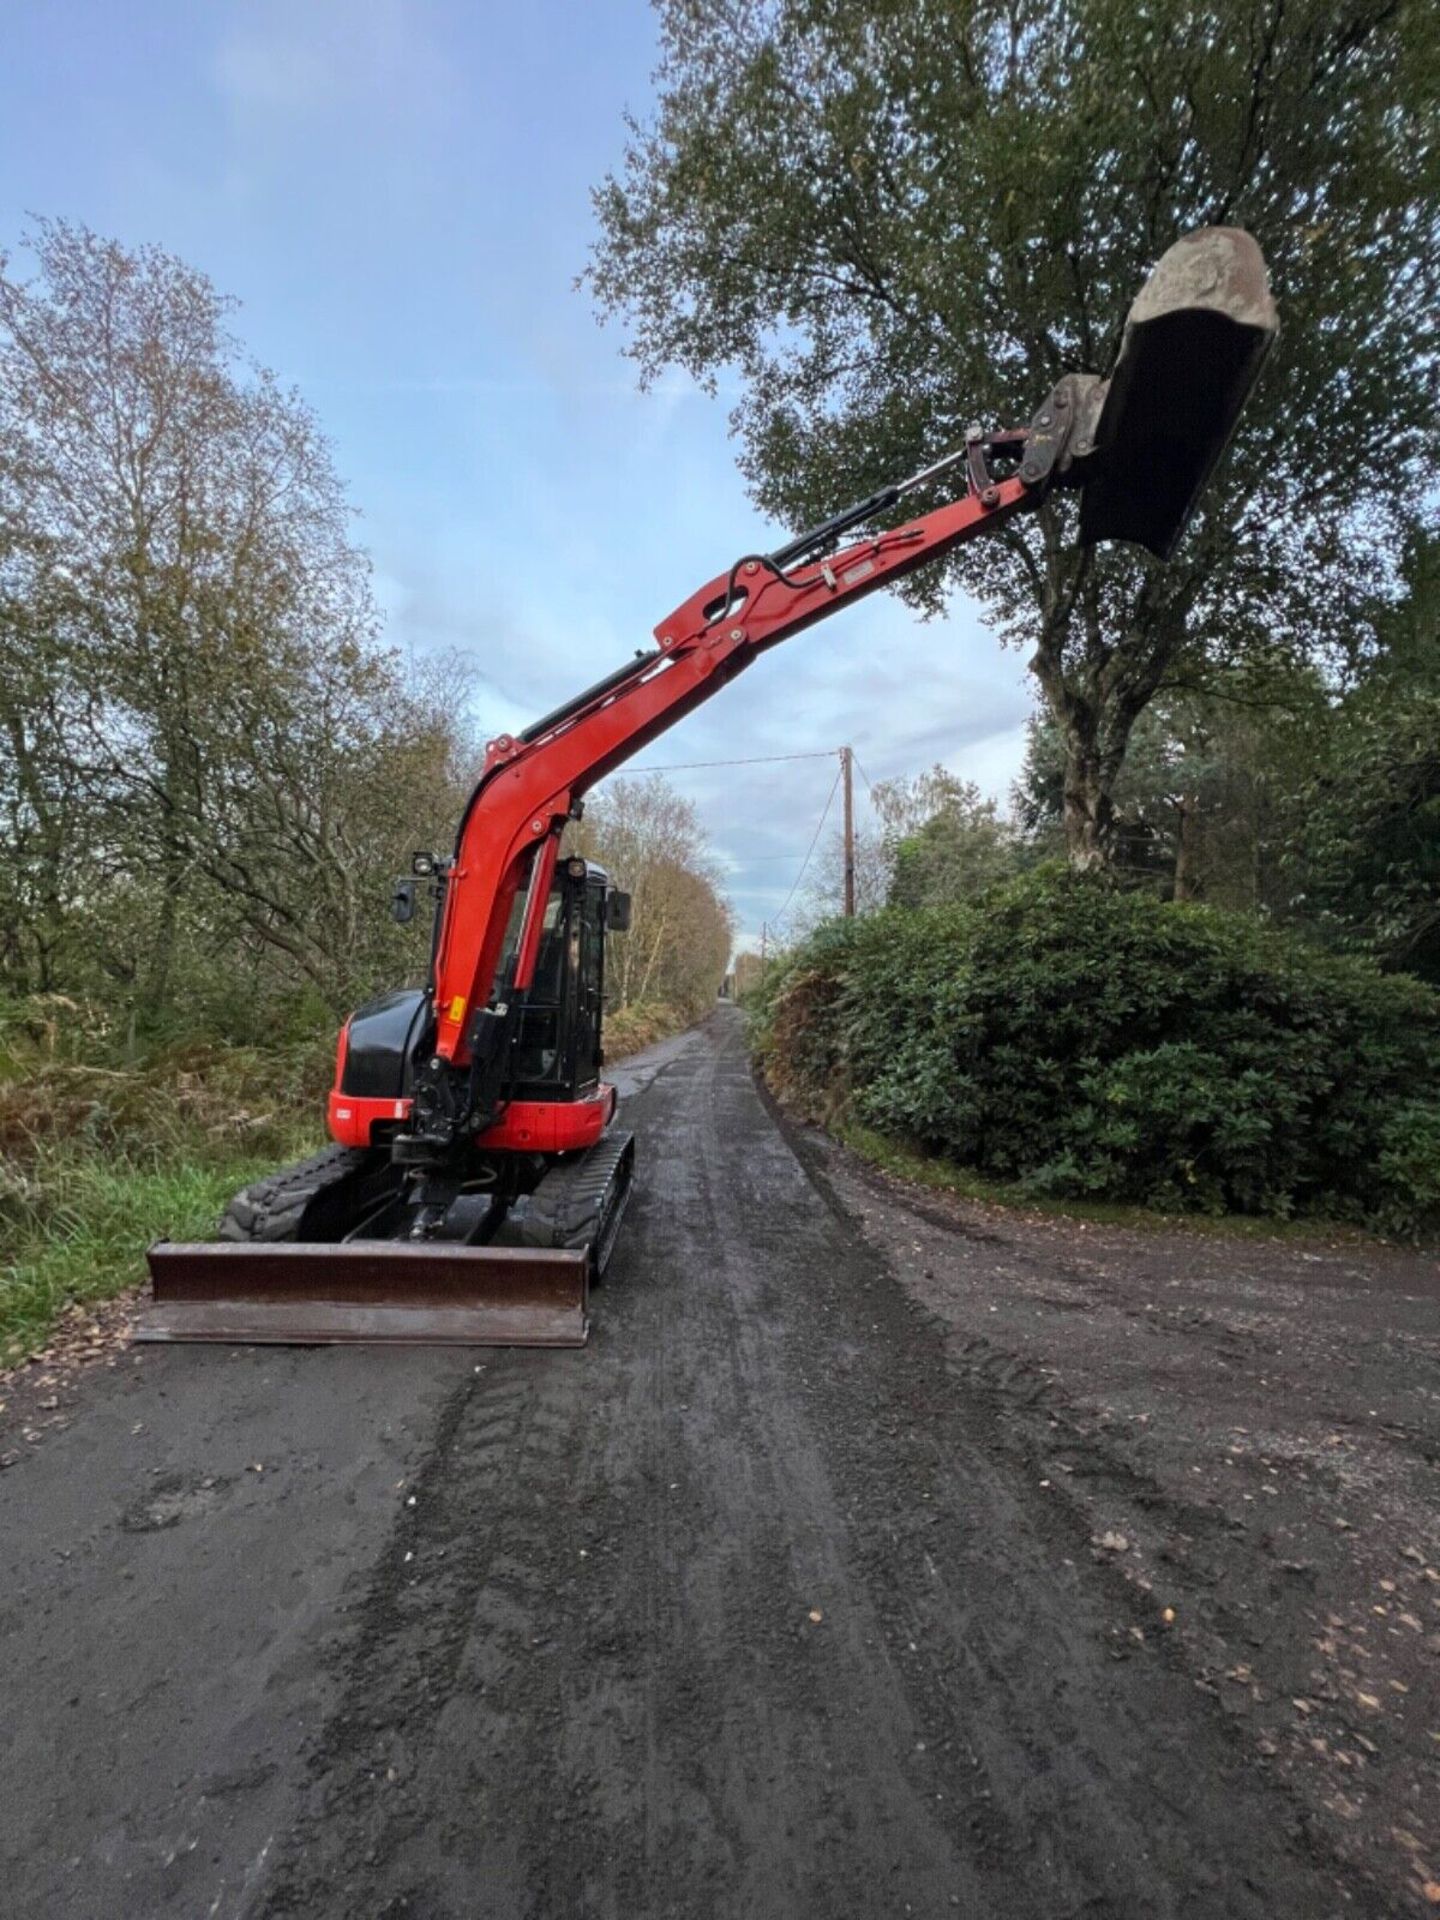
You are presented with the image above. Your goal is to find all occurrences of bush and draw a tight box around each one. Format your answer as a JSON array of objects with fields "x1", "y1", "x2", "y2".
[{"x1": 752, "y1": 869, "x2": 1440, "y2": 1230}]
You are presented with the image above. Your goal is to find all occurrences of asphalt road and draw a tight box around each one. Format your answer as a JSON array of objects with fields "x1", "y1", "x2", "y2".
[{"x1": 0, "y1": 1007, "x2": 1418, "y2": 1918}]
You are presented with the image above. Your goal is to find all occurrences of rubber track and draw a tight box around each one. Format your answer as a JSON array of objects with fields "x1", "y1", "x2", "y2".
[
  {"x1": 217, "y1": 1144, "x2": 376, "y2": 1243},
  {"x1": 519, "y1": 1129, "x2": 635, "y2": 1275}
]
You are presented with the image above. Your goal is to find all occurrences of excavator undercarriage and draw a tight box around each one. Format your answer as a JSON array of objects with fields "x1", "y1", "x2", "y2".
[{"x1": 143, "y1": 1131, "x2": 634, "y2": 1346}]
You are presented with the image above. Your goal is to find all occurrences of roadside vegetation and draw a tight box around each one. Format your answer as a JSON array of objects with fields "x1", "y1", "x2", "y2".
[
  {"x1": 750, "y1": 870, "x2": 1440, "y2": 1236},
  {"x1": 0, "y1": 1002, "x2": 328, "y2": 1366},
  {"x1": 745, "y1": 641, "x2": 1440, "y2": 1240}
]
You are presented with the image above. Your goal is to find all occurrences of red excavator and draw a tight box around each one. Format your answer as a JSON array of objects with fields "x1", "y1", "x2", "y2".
[{"x1": 139, "y1": 228, "x2": 1277, "y2": 1349}]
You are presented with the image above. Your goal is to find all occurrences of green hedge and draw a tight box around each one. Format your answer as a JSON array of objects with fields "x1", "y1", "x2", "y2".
[{"x1": 752, "y1": 870, "x2": 1440, "y2": 1232}]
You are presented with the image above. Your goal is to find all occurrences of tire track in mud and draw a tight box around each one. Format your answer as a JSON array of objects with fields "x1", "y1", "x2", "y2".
[{"x1": 251, "y1": 1363, "x2": 538, "y2": 1915}]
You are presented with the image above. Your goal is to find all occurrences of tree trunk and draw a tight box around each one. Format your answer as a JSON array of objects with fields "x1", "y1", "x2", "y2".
[
  {"x1": 136, "y1": 724, "x2": 191, "y2": 1033},
  {"x1": 636, "y1": 909, "x2": 669, "y2": 1004},
  {"x1": 1060, "y1": 743, "x2": 1114, "y2": 871},
  {"x1": 137, "y1": 875, "x2": 179, "y2": 1031},
  {"x1": 1028, "y1": 533, "x2": 1197, "y2": 878},
  {"x1": 1051, "y1": 685, "x2": 1127, "y2": 873},
  {"x1": 1173, "y1": 797, "x2": 1202, "y2": 901}
]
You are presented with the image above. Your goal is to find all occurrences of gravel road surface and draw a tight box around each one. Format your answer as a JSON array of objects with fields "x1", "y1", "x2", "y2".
[{"x1": 2, "y1": 1006, "x2": 1434, "y2": 1918}]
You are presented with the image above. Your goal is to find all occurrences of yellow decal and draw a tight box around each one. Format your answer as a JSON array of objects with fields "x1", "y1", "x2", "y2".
[{"x1": 448, "y1": 995, "x2": 466, "y2": 1025}]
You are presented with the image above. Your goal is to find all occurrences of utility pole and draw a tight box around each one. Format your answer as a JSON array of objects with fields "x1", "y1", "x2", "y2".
[
  {"x1": 760, "y1": 921, "x2": 768, "y2": 965},
  {"x1": 840, "y1": 745, "x2": 855, "y2": 918}
]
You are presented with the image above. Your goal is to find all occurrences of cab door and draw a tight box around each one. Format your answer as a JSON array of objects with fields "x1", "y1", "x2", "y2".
[{"x1": 573, "y1": 879, "x2": 605, "y2": 1091}]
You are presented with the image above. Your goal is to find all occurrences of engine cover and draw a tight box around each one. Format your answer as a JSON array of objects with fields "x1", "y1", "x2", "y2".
[{"x1": 338, "y1": 988, "x2": 431, "y2": 1100}]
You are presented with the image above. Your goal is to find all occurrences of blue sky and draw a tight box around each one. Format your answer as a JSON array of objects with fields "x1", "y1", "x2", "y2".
[{"x1": 0, "y1": 0, "x2": 1036, "y2": 947}]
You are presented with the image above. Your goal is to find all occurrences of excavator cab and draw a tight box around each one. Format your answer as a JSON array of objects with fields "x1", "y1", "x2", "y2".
[
  {"x1": 510, "y1": 861, "x2": 623, "y2": 1097},
  {"x1": 330, "y1": 857, "x2": 628, "y2": 1132}
]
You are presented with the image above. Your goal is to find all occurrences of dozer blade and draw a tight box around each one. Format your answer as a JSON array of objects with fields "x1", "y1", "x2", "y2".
[
  {"x1": 1081, "y1": 227, "x2": 1278, "y2": 559},
  {"x1": 136, "y1": 1240, "x2": 590, "y2": 1347}
]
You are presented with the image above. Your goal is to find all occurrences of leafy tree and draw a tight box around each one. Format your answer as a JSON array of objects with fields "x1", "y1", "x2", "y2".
[
  {"x1": 589, "y1": 0, "x2": 1439, "y2": 868},
  {"x1": 1011, "y1": 530, "x2": 1440, "y2": 976},
  {"x1": 791, "y1": 761, "x2": 1021, "y2": 932},
  {"x1": 0, "y1": 539, "x2": 95, "y2": 992},
  {"x1": 1293, "y1": 530, "x2": 1440, "y2": 979},
  {"x1": 1017, "y1": 679, "x2": 1326, "y2": 906},
  {"x1": 888, "y1": 779, "x2": 1023, "y2": 907},
  {"x1": 870, "y1": 765, "x2": 985, "y2": 848}
]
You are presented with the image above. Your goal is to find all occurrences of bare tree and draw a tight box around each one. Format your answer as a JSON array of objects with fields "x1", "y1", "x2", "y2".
[
  {"x1": 571, "y1": 775, "x2": 732, "y2": 1015},
  {"x1": 0, "y1": 221, "x2": 473, "y2": 1030}
]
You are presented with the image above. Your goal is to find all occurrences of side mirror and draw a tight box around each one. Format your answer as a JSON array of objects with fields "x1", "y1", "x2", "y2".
[
  {"x1": 390, "y1": 878, "x2": 417, "y2": 925},
  {"x1": 607, "y1": 889, "x2": 633, "y2": 933}
]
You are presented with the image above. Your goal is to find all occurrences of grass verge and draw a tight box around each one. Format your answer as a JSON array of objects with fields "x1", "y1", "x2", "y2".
[
  {"x1": 0, "y1": 1035, "x2": 329, "y2": 1371},
  {"x1": 0, "y1": 1148, "x2": 298, "y2": 1370}
]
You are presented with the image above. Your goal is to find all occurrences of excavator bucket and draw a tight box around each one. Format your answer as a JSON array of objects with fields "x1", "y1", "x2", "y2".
[
  {"x1": 1080, "y1": 227, "x2": 1278, "y2": 559},
  {"x1": 136, "y1": 1241, "x2": 590, "y2": 1347}
]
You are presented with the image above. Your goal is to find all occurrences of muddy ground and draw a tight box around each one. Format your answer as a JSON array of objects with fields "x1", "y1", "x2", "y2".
[{"x1": 1, "y1": 1005, "x2": 1436, "y2": 1918}]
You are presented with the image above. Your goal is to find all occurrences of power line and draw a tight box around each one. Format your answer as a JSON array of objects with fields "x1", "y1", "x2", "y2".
[
  {"x1": 602, "y1": 743, "x2": 848, "y2": 935},
  {"x1": 771, "y1": 765, "x2": 843, "y2": 933},
  {"x1": 624, "y1": 749, "x2": 839, "y2": 774}
]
